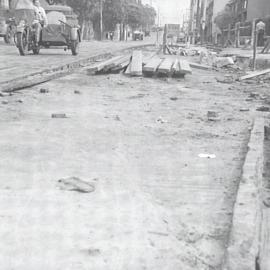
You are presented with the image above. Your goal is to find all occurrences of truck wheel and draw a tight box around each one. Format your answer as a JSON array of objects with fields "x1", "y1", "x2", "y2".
[{"x1": 16, "y1": 31, "x2": 28, "y2": 56}]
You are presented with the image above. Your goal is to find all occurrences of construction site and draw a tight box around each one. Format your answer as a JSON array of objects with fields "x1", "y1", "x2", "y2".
[{"x1": 1, "y1": 0, "x2": 270, "y2": 269}]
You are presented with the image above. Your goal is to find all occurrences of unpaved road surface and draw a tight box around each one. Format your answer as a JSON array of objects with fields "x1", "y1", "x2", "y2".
[
  {"x1": 0, "y1": 51, "x2": 270, "y2": 269},
  {"x1": 0, "y1": 37, "x2": 155, "y2": 83}
]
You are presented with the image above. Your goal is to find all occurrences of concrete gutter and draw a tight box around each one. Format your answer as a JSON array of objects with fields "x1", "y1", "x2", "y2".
[
  {"x1": 0, "y1": 43, "x2": 155, "y2": 93},
  {"x1": 222, "y1": 117, "x2": 265, "y2": 270}
]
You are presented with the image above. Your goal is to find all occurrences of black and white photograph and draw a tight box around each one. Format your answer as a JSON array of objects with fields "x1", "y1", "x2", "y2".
[{"x1": 0, "y1": 0, "x2": 270, "y2": 269}]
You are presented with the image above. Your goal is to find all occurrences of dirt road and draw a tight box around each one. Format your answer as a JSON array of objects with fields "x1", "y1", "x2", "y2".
[
  {"x1": 0, "y1": 37, "x2": 155, "y2": 84},
  {"x1": 0, "y1": 50, "x2": 269, "y2": 269}
]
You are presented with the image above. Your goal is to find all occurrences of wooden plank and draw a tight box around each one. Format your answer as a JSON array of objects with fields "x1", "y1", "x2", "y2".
[
  {"x1": 86, "y1": 55, "x2": 123, "y2": 74},
  {"x1": 239, "y1": 68, "x2": 270, "y2": 81},
  {"x1": 189, "y1": 62, "x2": 212, "y2": 70},
  {"x1": 124, "y1": 62, "x2": 131, "y2": 75},
  {"x1": 157, "y1": 58, "x2": 174, "y2": 74},
  {"x1": 111, "y1": 55, "x2": 131, "y2": 72},
  {"x1": 142, "y1": 52, "x2": 158, "y2": 66},
  {"x1": 113, "y1": 55, "x2": 131, "y2": 68},
  {"x1": 172, "y1": 59, "x2": 180, "y2": 74},
  {"x1": 112, "y1": 59, "x2": 130, "y2": 72},
  {"x1": 143, "y1": 57, "x2": 163, "y2": 74},
  {"x1": 130, "y1": 50, "x2": 143, "y2": 76},
  {"x1": 260, "y1": 208, "x2": 270, "y2": 270},
  {"x1": 179, "y1": 59, "x2": 192, "y2": 74}
]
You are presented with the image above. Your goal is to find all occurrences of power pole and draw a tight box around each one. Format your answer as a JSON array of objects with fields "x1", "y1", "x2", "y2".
[
  {"x1": 100, "y1": 0, "x2": 103, "y2": 41},
  {"x1": 196, "y1": 0, "x2": 201, "y2": 42}
]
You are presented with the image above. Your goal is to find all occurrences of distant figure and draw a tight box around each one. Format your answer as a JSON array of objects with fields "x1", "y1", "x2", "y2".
[{"x1": 109, "y1": 31, "x2": 114, "y2": 41}]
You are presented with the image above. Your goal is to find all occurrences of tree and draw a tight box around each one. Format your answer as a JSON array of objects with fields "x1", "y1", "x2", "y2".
[
  {"x1": 66, "y1": 0, "x2": 100, "y2": 39},
  {"x1": 214, "y1": 0, "x2": 236, "y2": 30}
]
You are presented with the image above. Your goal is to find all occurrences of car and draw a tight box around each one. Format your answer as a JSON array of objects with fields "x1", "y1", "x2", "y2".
[{"x1": 133, "y1": 30, "x2": 143, "y2": 41}]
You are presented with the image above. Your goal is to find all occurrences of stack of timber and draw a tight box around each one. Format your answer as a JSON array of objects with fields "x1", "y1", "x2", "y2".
[
  {"x1": 86, "y1": 50, "x2": 192, "y2": 79},
  {"x1": 142, "y1": 57, "x2": 192, "y2": 78},
  {"x1": 86, "y1": 55, "x2": 131, "y2": 75}
]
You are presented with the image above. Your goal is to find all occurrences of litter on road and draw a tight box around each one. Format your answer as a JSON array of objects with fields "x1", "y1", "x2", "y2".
[
  {"x1": 51, "y1": 113, "x2": 68, "y2": 118},
  {"x1": 198, "y1": 154, "x2": 216, "y2": 159},
  {"x1": 57, "y1": 177, "x2": 95, "y2": 193}
]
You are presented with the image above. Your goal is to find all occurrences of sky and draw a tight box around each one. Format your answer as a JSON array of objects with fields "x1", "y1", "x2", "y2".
[{"x1": 142, "y1": 0, "x2": 190, "y2": 25}]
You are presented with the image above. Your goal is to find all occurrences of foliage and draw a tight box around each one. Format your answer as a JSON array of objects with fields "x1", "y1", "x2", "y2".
[
  {"x1": 66, "y1": 0, "x2": 99, "y2": 22},
  {"x1": 214, "y1": 1, "x2": 236, "y2": 29}
]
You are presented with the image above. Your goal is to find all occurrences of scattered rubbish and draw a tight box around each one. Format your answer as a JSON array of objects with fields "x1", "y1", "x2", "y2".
[
  {"x1": 207, "y1": 111, "x2": 219, "y2": 121},
  {"x1": 115, "y1": 115, "x2": 121, "y2": 121},
  {"x1": 213, "y1": 57, "x2": 234, "y2": 68},
  {"x1": 216, "y1": 75, "x2": 234, "y2": 84},
  {"x1": 57, "y1": 176, "x2": 95, "y2": 193},
  {"x1": 1, "y1": 100, "x2": 8, "y2": 105},
  {"x1": 0, "y1": 92, "x2": 9, "y2": 97},
  {"x1": 117, "y1": 81, "x2": 125, "y2": 85},
  {"x1": 16, "y1": 99, "x2": 23, "y2": 103},
  {"x1": 148, "y1": 231, "x2": 169, "y2": 237},
  {"x1": 40, "y1": 88, "x2": 49, "y2": 93},
  {"x1": 198, "y1": 153, "x2": 216, "y2": 159},
  {"x1": 170, "y1": 97, "x2": 178, "y2": 101},
  {"x1": 256, "y1": 106, "x2": 270, "y2": 112},
  {"x1": 51, "y1": 113, "x2": 67, "y2": 118},
  {"x1": 157, "y1": 116, "x2": 168, "y2": 124},
  {"x1": 240, "y1": 108, "x2": 249, "y2": 112},
  {"x1": 263, "y1": 197, "x2": 270, "y2": 208},
  {"x1": 74, "y1": 90, "x2": 81, "y2": 94},
  {"x1": 85, "y1": 248, "x2": 101, "y2": 256}
]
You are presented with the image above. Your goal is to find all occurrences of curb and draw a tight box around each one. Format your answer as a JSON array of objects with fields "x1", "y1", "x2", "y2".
[
  {"x1": 0, "y1": 43, "x2": 154, "y2": 92},
  {"x1": 222, "y1": 117, "x2": 265, "y2": 270}
]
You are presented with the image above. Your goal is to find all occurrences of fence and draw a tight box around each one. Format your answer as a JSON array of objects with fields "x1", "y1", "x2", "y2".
[{"x1": 221, "y1": 17, "x2": 270, "y2": 47}]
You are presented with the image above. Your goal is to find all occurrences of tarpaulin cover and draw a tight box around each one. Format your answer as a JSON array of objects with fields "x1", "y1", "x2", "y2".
[
  {"x1": 41, "y1": 11, "x2": 67, "y2": 43},
  {"x1": 42, "y1": 24, "x2": 67, "y2": 43}
]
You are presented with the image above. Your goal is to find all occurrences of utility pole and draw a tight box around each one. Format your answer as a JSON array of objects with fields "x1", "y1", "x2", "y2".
[
  {"x1": 196, "y1": 0, "x2": 200, "y2": 43},
  {"x1": 100, "y1": 0, "x2": 103, "y2": 41}
]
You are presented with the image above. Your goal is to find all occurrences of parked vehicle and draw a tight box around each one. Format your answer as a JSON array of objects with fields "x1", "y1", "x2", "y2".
[
  {"x1": 14, "y1": 0, "x2": 81, "y2": 56},
  {"x1": 0, "y1": 10, "x2": 16, "y2": 44},
  {"x1": 133, "y1": 30, "x2": 144, "y2": 41}
]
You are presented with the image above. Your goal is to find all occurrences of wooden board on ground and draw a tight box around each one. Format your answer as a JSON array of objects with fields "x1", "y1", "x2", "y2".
[
  {"x1": 111, "y1": 56, "x2": 131, "y2": 71},
  {"x1": 239, "y1": 68, "x2": 270, "y2": 81},
  {"x1": 130, "y1": 50, "x2": 143, "y2": 76},
  {"x1": 86, "y1": 55, "x2": 123, "y2": 74},
  {"x1": 179, "y1": 59, "x2": 192, "y2": 74},
  {"x1": 142, "y1": 52, "x2": 158, "y2": 66},
  {"x1": 124, "y1": 62, "x2": 131, "y2": 75},
  {"x1": 157, "y1": 58, "x2": 174, "y2": 74},
  {"x1": 143, "y1": 57, "x2": 163, "y2": 74},
  {"x1": 260, "y1": 207, "x2": 270, "y2": 270},
  {"x1": 189, "y1": 62, "x2": 212, "y2": 70},
  {"x1": 172, "y1": 59, "x2": 180, "y2": 75}
]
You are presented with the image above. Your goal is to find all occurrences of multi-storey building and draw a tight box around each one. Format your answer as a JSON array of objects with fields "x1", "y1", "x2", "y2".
[{"x1": 202, "y1": 0, "x2": 270, "y2": 43}]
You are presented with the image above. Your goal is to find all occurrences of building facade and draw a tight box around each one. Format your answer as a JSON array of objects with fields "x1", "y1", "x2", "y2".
[{"x1": 201, "y1": 0, "x2": 270, "y2": 44}]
